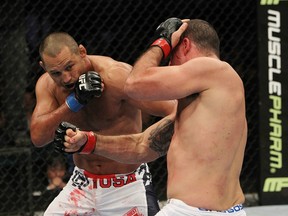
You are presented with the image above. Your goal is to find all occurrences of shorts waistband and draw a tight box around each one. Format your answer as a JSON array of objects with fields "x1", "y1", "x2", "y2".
[
  {"x1": 198, "y1": 204, "x2": 243, "y2": 213},
  {"x1": 70, "y1": 167, "x2": 138, "y2": 189},
  {"x1": 84, "y1": 169, "x2": 136, "y2": 180},
  {"x1": 82, "y1": 163, "x2": 149, "y2": 180},
  {"x1": 72, "y1": 164, "x2": 151, "y2": 189},
  {"x1": 168, "y1": 199, "x2": 244, "y2": 214}
]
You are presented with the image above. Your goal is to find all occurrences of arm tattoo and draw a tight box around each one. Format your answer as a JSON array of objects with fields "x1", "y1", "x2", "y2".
[{"x1": 148, "y1": 119, "x2": 174, "y2": 157}]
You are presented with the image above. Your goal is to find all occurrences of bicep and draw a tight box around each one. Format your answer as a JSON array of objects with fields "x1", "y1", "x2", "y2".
[
  {"x1": 126, "y1": 65, "x2": 195, "y2": 100},
  {"x1": 125, "y1": 58, "x2": 222, "y2": 101},
  {"x1": 114, "y1": 64, "x2": 177, "y2": 117},
  {"x1": 32, "y1": 81, "x2": 58, "y2": 118},
  {"x1": 128, "y1": 98, "x2": 177, "y2": 117},
  {"x1": 155, "y1": 57, "x2": 228, "y2": 99}
]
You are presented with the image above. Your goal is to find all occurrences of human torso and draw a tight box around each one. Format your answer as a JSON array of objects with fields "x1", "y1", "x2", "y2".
[
  {"x1": 166, "y1": 65, "x2": 247, "y2": 210},
  {"x1": 52, "y1": 56, "x2": 143, "y2": 174}
]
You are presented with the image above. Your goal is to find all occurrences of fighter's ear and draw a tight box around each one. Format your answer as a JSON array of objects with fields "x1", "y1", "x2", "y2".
[
  {"x1": 182, "y1": 37, "x2": 192, "y2": 55},
  {"x1": 78, "y1": 44, "x2": 87, "y2": 57},
  {"x1": 39, "y1": 61, "x2": 45, "y2": 70}
]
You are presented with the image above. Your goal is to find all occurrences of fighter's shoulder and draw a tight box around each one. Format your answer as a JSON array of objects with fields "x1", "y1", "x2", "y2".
[
  {"x1": 89, "y1": 56, "x2": 132, "y2": 97},
  {"x1": 193, "y1": 57, "x2": 236, "y2": 75},
  {"x1": 105, "y1": 61, "x2": 132, "y2": 90},
  {"x1": 212, "y1": 60, "x2": 244, "y2": 91},
  {"x1": 99, "y1": 57, "x2": 132, "y2": 81},
  {"x1": 90, "y1": 55, "x2": 132, "y2": 75},
  {"x1": 36, "y1": 72, "x2": 53, "y2": 86},
  {"x1": 35, "y1": 73, "x2": 57, "y2": 91},
  {"x1": 107, "y1": 59, "x2": 132, "y2": 75},
  {"x1": 187, "y1": 56, "x2": 225, "y2": 67}
]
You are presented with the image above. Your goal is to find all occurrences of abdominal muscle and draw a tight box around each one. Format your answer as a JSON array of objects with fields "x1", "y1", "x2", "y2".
[
  {"x1": 73, "y1": 154, "x2": 141, "y2": 175},
  {"x1": 166, "y1": 163, "x2": 245, "y2": 211},
  {"x1": 70, "y1": 101, "x2": 143, "y2": 175},
  {"x1": 165, "y1": 128, "x2": 245, "y2": 211}
]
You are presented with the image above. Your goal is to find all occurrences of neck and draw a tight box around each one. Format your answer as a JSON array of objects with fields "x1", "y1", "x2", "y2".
[{"x1": 85, "y1": 56, "x2": 94, "y2": 71}]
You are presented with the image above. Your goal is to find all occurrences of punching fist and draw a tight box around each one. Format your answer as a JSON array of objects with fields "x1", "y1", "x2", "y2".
[
  {"x1": 66, "y1": 71, "x2": 103, "y2": 112},
  {"x1": 54, "y1": 122, "x2": 77, "y2": 153},
  {"x1": 54, "y1": 122, "x2": 96, "y2": 154},
  {"x1": 150, "y1": 17, "x2": 183, "y2": 59}
]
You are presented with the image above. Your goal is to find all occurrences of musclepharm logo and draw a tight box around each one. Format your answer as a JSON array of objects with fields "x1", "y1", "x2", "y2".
[
  {"x1": 260, "y1": 0, "x2": 281, "y2": 5},
  {"x1": 263, "y1": 177, "x2": 288, "y2": 192}
]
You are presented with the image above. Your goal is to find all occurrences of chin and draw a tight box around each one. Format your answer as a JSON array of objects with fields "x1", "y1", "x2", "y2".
[{"x1": 64, "y1": 83, "x2": 75, "y2": 90}]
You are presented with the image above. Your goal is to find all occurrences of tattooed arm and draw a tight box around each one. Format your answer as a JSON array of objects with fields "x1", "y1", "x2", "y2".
[
  {"x1": 63, "y1": 113, "x2": 175, "y2": 163},
  {"x1": 94, "y1": 113, "x2": 175, "y2": 163}
]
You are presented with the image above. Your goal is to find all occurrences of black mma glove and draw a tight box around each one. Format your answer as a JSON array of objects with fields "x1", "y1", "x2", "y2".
[
  {"x1": 54, "y1": 122, "x2": 96, "y2": 154},
  {"x1": 66, "y1": 71, "x2": 103, "y2": 112},
  {"x1": 54, "y1": 122, "x2": 77, "y2": 154},
  {"x1": 150, "y1": 17, "x2": 183, "y2": 60}
]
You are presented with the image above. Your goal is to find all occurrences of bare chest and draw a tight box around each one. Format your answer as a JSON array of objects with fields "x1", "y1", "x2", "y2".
[
  {"x1": 56, "y1": 92, "x2": 139, "y2": 132},
  {"x1": 73, "y1": 100, "x2": 122, "y2": 130}
]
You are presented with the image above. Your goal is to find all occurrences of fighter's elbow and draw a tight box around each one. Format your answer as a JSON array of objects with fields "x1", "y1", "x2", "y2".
[
  {"x1": 30, "y1": 130, "x2": 50, "y2": 148},
  {"x1": 164, "y1": 100, "x2": 178, "y2": 116},
  {"x1": 133, "y1": 146, "x2": 159, "y2": 163},
  {"x1": 30, "y1": 136, "x2": 47, "y2": 148},
  {"x1": 124, "y1": 77, "x2": 144, "y2": 100},
  {"x1": 124, "y1": 78, "x2": 135, "y2": 96}
]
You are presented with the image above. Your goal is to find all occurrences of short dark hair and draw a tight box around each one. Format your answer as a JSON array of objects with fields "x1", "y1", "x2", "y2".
[
  {"x1": 39, "y1": 32, "x2": 79, "y2": 61},
  {"x1": 182, "y1": 19, "x2": 220, "y2": 57}
]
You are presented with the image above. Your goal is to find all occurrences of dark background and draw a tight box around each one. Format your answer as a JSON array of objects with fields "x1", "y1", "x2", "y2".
[{"x1": 0, "y1": 0, "x2": 259, "y2": 214}]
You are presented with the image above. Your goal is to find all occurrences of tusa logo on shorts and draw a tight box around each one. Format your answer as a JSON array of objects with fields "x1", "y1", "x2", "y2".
[
  {"x1": 72, "y1": 169, "x2": 137, "y2": 190},
  {"x1": 92, "y1": 173, "x2": 137, "y2": 189}
]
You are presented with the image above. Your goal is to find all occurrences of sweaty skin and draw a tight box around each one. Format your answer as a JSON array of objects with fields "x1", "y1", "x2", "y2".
[
  {"x1": 62, "y1": 20, "x2": 247, "y2": 212},
  {"x1": 65, "y1": 57, "x2": 247, "y2": 210},
  {"x1": 124, "y1": 20, "x2": 247, "y2": 211},
  {"x1": 30, "y1": 42, "x2": 175, "y2": 175}
]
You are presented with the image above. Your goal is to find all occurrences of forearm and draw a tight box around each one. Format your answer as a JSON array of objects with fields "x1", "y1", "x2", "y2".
[
  {"x1": 61, "y1": 114, "x2": 175, "y2": 162},
  {"x1": 125, "y1": 48, "x2": 163, "y2": 100},
  {"x1": 94, "y1": 133, "x2": 158, "y2": 164},
  {"x1": 93, "y1": 113, "x2": 175, "y2": 163},
  {"x1": 131, "y1": 47, "x2": 163, "y2": 79},
  {"x1": 30, "y1": 104, "x2": 74, "y2": 147}
]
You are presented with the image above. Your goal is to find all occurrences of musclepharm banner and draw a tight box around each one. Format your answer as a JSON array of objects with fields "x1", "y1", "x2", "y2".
[{"x1": 258, "y1": 0, "x2": 288, "y2": 205}]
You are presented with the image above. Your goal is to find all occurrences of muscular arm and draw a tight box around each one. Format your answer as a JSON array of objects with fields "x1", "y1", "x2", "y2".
[
  {"x1": 64, "y1": 113, "x2": 175, "y2": 163},
  {"x1": 95, "y1": 113, "x2": 175, "y2": 163},
  {"x1": 124, "y1": 47, "x2": 165, "y2": 101},
  {"x1": 124, "y1": 22, "x2": 227, "y2": 101},
  {"x1": 110, "y1": 61, "x2": 177, "y2": 117},
  {"x1": 125, "y1": 49, "x2": 230, "y2": 101},
  {"x1": 124, "y1": 22, "x2": 187, "y2": 101},
  {"x1": 30, "y1": 75, "x2": 74, "y2": 147}
]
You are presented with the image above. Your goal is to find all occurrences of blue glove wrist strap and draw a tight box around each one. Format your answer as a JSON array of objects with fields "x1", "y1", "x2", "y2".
[{"x1": 65, "y1": 92, "x2": 84, "y2": 112}]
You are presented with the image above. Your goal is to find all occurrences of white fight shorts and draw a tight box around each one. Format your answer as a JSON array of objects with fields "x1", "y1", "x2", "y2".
[
  {"x1": 156, "y1": 199, "x2": 246, "y2": 216},
  {"x1": 44, "y1": 163, "x2": 159, "y2": 216}
]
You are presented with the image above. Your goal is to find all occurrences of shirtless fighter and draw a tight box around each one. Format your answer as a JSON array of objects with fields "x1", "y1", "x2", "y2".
[
  {"x1": 30, "y1": 32, "x2": 176, "y2": 215},
  {"x1": 56, "y1": 18, "x2": 248, "y2": 216}
]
